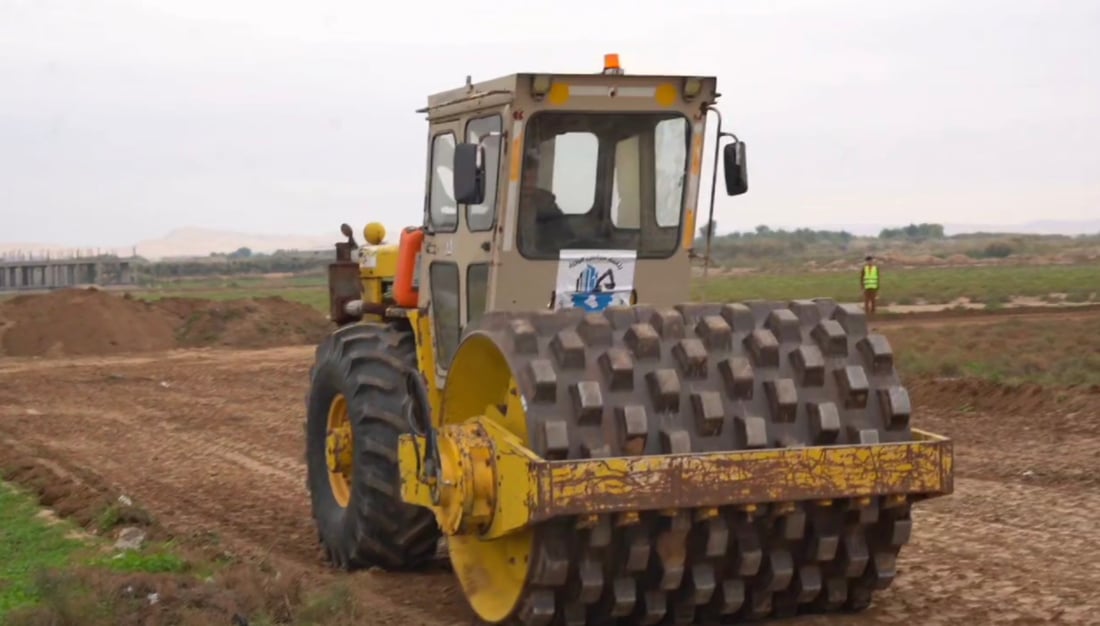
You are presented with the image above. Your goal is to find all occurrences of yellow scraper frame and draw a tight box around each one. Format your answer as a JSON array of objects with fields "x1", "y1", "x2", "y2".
[{"x1": 398, "y1": 416, "x2": 953, "y2": 539}]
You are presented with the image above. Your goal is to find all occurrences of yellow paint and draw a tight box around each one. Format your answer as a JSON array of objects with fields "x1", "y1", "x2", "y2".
[
  {"x1": 397, "y1": 333, "x2": 535, "y2": 623},
  {"x1": 407, "y1": 309, "x2": 440, "y2": 418},
  {"x1": 696, "y1": 507, "x2": 719, "y2": 521},
  {"x1": 537, "y1": 434, "x2": 952, "y2": 517},
  {"x1": 425, "y1": 421, "x2": 499, "y2": 536},
  {"x1": 617, "y1": 511, "x2": 640, "y2": 526},
  {"x1": 440, "y1": 342, "x2": 535, "y2": 622},
  {"x1": 363, "y1": 221, "x2": 386, "y2": 245},
  {"x1": 402, "y1": 419, "x2": 952, "y2": 531},
  {"x1": 773, "y1": 502, "x2": 795, "y2": 515},
  {"x1": 475, "y1": 414, "x2": 539, "y2": 539},
  {"x1": 690, "y1": 130, "x2": 704, "y2": 176},
  {"x1": 547, "y1": 82, "x2": 570, "y2": 106},
  {"x1": 655, "y1": 82, "x2": 678, "y2": 107},
  {"x1": 576, "y1": 514, "x2": 598, "y2": 529},
  {"x1": 405, "y1": 417, "x2": 952, "y2": 536},
  {"x1": 325, "y1": 394, "x2": 352, "y2": 508},
  {"x1": 442, "y1": 335, "x2": 529, "y2": 438},
  {"x1": 397, "y1": 435, "x2": 433, "y2": 506},
  {"x1": 358, "y1": 243, "x2": 398, "y2": 318},
  {"x1": 683, "y1": 209, "x2": 696, "y2": 249},
  {"x1": 885, "y1": 493, "x2": 908, "y2": 508},
  {"x1": 447, "y1": 522, "x2": 530, "y2": 624},
  {"x1": 508, "y1": 135, "x2": 524, "y2": 182}
]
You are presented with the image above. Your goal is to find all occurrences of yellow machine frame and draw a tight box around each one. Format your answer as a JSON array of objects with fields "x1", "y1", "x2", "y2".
[{"x1": 307, "y1": 54, "x2": 955, "y2": 626}]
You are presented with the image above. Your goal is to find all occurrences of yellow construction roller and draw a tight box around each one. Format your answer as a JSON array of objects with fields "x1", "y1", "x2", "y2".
[{"x1": 304, "y1": 56, "x2": 953, "y2": 625}]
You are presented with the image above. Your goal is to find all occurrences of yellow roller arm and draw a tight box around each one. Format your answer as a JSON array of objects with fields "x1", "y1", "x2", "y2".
[{"x1": 398, "y1": 415, "x2": 953, "y2": 540}]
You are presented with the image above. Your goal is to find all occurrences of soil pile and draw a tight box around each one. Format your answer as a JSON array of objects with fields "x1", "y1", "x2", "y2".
[
  {"x1": 0, "y1": 288, "x2": 331, "y2": 357},
  {"x1": 158, "y1": 296, "x2": 333, "y2": 349},
  {"x1": 910, "y1": 376, "x2": 1100, "y2": 428},
  {"x1": 0, "y1": 288, "x2": 179, "y2": 356}
]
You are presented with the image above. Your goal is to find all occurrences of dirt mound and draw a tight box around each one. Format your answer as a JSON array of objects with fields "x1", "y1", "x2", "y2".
[
  {"x1": 0, "y1": 288, "x2": 179, "y2": 357},
  {"x1": 156, "y1": 296, "x2": 332, "y2": 349},
  {"x1": 909, "y1": 376, "x2": 1100, "y2": 432},
  {"x1": 0, "y1": 288, "x2": 331, "y2": 357},
  {"x1": 877, "y1": 253, "x2": 945, "y2": 266}
]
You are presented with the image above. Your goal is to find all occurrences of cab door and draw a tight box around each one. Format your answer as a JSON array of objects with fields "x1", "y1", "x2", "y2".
[
  {"x1": 417, "y1": 112, "x2": 504, "y2": 389},
  {"x1": 461, "y1": 112, "x2": 504, "y2": 332},
  {"x1": 418, "y1": 121, "x2": 463, "y2": 389}
]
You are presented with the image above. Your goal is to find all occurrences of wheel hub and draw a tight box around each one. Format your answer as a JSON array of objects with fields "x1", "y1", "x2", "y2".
[
  {"x1": 432, "y1": 422, "x2": 498, "y2": 536},
  {"x1": 325, "y1": 394, "x2": 353, "y2": 507}
]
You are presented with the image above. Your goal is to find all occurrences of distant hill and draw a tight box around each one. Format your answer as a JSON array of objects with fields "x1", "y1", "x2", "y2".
[
  {"x1": 134, "y1": 228, "x2": 333, "y2": 260},
  {"x1": 1, "y1": 229, "x2": 335, "y2": 261},
  {"x1": 721, "y1": 219, "x2": 1100, "y2": 238},
  {"x1": 4, "y1": 218, "x2": 1097, "y2": 262}
]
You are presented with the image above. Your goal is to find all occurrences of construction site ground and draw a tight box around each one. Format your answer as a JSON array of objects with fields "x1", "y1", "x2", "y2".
[{"x1": 1, "y1": 290, "x2": 1099, "y2": 624}]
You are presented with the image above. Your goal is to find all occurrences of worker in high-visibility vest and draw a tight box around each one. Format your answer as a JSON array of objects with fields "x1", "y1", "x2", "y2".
[{"x1": 860, "y1": 255, "x2": 880, "y2": 314}]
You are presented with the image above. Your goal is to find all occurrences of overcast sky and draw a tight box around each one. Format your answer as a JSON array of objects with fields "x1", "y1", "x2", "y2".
[{"x1": 2, "y1": 0, "x2": 1098, "y2": 246}]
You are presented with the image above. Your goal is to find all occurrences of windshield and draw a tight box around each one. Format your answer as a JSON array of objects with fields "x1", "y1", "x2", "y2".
[{"x1": 516, "y1": 111, "x2": 689, "y2": 259}]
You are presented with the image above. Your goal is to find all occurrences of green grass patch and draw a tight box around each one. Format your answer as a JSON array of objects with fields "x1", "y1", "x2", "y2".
[
  {"x1": 0, "y1": 483, "x2": 194, "y2": 621},
  {"x1": 0, "y1": 485, "x2": 87, "y2": 615},
  {"x1": 118, "y1": 263, "x2": 1100, "y2": 317},
  {"x1": 135, "y1": 285, "x2": 328, "y2": 312},
  {"x1": 891, "y1": 315, "x2": 1100, "y2": 387},
  {"x1": 87, "y1": 545, "x2": 188, "y2": 575},
  {"x1": 693, "y1": 264, "x2": 1100, "y2": 306}
]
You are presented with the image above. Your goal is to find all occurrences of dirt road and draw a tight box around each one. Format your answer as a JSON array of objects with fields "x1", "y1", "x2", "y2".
[{"x1": 1, "y1": 326, "x2": 1098, "y2": 624}]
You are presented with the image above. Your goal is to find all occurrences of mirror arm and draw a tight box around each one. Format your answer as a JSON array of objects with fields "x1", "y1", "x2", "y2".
[
  {"x1": 702, "y1": 105, "x2": 742, "y2": 283},
  {"x1": 702, "y1": 106, "x2": 721, "y2": 282}
]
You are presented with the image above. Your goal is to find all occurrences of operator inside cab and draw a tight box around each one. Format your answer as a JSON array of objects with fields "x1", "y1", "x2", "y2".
[
  {"x1": 515, "y1": 111, "x2": 687, "y2": 258},
  {"x1": 519, "y1": 150, "x2": 576, "y2": 247}
]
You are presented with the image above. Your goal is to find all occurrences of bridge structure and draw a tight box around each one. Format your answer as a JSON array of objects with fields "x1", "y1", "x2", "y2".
[{"x1": 0, "y1": 250, "x2": 141, "y2": 292}]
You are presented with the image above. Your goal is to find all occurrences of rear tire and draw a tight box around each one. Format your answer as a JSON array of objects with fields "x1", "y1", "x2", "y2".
[{"x1": 305, "y1": 321, "x2": 440, "y2": 570}]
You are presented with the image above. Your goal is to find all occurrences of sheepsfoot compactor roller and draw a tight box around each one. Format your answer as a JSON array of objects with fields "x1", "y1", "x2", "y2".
[{"x1": 305, "y1": 55, "x2": 953, "y2": 625}]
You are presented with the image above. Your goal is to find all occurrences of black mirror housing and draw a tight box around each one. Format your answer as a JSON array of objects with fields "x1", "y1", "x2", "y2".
[
  {"x1": 454, "y1": 142, "x2": 486, "y2": 205},
  {"x1": 722, "y1": 141, "x2": 748, "y2": 196}
]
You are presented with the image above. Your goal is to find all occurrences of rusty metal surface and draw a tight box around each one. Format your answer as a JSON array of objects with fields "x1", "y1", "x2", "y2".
[
  {"x1": 531, "y1": 438, "x2": 952, "y2": 520},
  {"x1": 327, "y1": 261, "x2": 362, "y2": 325},
  {"x1": 334, "y1": 241, "x2": 355, "y2": 262}
]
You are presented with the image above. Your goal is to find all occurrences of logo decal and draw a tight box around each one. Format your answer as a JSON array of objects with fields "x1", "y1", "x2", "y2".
[{"x1": 554, "y1": 250, "x2": 636, "y2": 313}]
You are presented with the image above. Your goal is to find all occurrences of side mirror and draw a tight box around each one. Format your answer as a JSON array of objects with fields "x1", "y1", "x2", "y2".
[
  {"x1": 722, "y1": 141, "x2": 748, "y2": 196},
  {"x1": 339, "y1": 222, "x2": 357, "y2": 247},
  {"x1": 454, "y1": 142, "x2": 486, "y2": 205}
]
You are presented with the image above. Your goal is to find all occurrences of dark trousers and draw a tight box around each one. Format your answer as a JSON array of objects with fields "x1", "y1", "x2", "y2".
[{"x1": 863, "y1": 288, "x2": 878, "y2": 314}]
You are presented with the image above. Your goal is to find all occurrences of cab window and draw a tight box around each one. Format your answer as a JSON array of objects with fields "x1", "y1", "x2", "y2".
[
  {"x1": 465, "y1": 115, "x2": 502, "y2": 232},
  {"x1": 429, "y1": 132, "x2": 457, "y2": 232},
  {"x1": 430, "y1": 262, "x2": 460, "y2": 367},
  {"x1": 467, "y1": 263, "x2": 489, "y2": 329},
  {"x1": 516, "y1": 112, "x2": 689, "y2": 259}
]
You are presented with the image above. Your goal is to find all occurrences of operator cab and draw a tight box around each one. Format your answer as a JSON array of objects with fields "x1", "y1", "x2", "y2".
[{"x1": 418, "y1": 55, "x2": 747, "y2": 382}]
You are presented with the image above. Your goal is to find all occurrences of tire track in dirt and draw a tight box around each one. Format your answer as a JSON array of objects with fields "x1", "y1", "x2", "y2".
[
  {"x1": 0, "y1": 350, "x2": 463, "y2": 625},
  {"x1": 3, "y1": 403, "x2": 313, "y2": 558},
  {"x1": 0, "y1": 348, "x2": 315, "y2": 560},
  {"x1": 871, "y1": 304, "x2": 1100, "y2": 330},
  {"x1": 3, "y1": 341, "x2": 1100, "y2": 624},
  {"x1": 0, "y1": 345, "x2": 314, "y2": 375}
]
